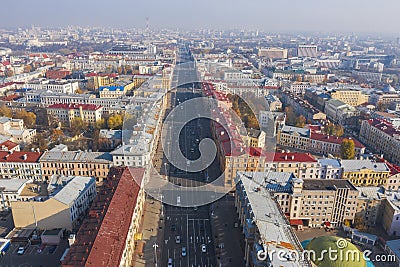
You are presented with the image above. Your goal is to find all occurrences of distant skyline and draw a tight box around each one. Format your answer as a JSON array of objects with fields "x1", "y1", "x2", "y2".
[{"x1": 4, "y1": 0, "x2": 400, "y2": 35}]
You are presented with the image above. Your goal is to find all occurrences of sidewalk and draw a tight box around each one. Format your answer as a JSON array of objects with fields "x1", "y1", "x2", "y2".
[
  {"x1": 133, "y1": 196, "x2": 164, "y2": 267},
  {"x1": 210, "y1": 194, "x2": 245, "y2": 267}
]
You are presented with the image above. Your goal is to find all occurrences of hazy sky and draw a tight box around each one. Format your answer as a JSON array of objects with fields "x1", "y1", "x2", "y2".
[{"x1": 3, "y1": 0, "x2": 400, "y2": 34}]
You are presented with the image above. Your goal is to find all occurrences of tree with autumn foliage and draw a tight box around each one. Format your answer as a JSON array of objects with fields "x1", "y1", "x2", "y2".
[{"x1": 340, "y1": 139, "x2": 355, "y2": 159}]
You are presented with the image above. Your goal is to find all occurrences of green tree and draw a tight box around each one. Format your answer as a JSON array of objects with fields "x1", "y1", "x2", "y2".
[
  {"x1": 0, "y1": 105, "x2": 12, "y2": 117},
  {"x1": 341, "y1": 139, "x2": 355, "y2": 159},
  {"x1": 334, "y1": 125, "x2": 344, "y2": 137},
  {"x1": 107, "y1": 114, "x2": 123, "y2": 130}
]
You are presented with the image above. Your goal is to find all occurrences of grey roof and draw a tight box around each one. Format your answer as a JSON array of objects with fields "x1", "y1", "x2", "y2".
[
  {"x1": 39, "y1": 151, "x2": 112, "y2": 163},
  {"x1": 99, "y1": 129, "x2": 123, "y2": 139},
  {"x1": 50, "y1": 144, "x2": 68, "y2": 152},
  {"x1": 326, "y1": 99, "x2": 348, "y2": 108},
  {"x1": 52, "y1": 176, "x2": 95, "y2": 206},
  {"x1": 239, "y1": 175, "x2": 305, "y2": 267},
  {"x1": 356, "y1": 186, "x2": 385, "y2": 200},
  {"x1": 0, "y1": 179, "x2": 30, "y2": 192},
  {"x1": 318, "y1": 158, "x2": 341, "y2": 168},
  {"x1": 281, "y1": 125, "x2": 310, "y2": 137},
  {"x1": 341, "y1": 160, "x2": 389, "y2": 172},
  {"x1": 238, "y1": 171, "x2": 295, "y2": 193}
]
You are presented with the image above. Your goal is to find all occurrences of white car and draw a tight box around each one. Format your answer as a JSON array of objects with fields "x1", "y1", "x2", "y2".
[
  {"x1": 175, "y1": 235, "x2": 181, "y2": 244},
  {"x1": 182, "y1": 247, "x2": 187, "y2": 257},
  {"x1": 201, "y1": 244, "x2": 206, "y2": 253},
  {"x1": 168, "y1": 258, "x2": 173, "y2": 267},
  {"x1": 17, "y1": 247, "x2": 25, "y2": 255}
]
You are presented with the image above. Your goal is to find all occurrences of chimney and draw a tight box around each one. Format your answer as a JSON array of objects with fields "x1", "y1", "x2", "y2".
[{"x1": 22, "y1": 154, "x2": 27, "y2": 160}]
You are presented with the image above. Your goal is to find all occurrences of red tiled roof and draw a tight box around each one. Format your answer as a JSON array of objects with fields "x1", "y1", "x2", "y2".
[
  {"x1": 310, "y1": 132, "x2": 365, "y2": 148},
  {"x1": 48, "y1": 103, "x2": 102, "y2": 111},
  {"x1": 367, "y1": 119, "x2": 400, "y2": 137},
  {"x1": 273, "y1": 152, "x2": 317, "y2": 162},
  {"x1": 0, "y1": 151, "x2": 42, "y2": 163},
  {"x1": 0, "y1": 140, "x2": 19, "y2": 151},
  {"x1": 85, "y1": 168, "x2": 143, "y2": 267},
  {"x1": 62, "y1": 167, "x2": 144, "y2": 267}
]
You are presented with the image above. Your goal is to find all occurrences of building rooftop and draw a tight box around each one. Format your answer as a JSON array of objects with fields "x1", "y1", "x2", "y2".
[
  {"x1": 318, "y1": 158, "x2": 341, "y2": 168},
  {"x1": 0, "y1": 151, "x2": 42, "y2": 163},
  {"x1": 48, "y1": 103, "x2": 103, "y2": 111},
  {"x1": 0, "y1": 140, "x2": 19, "y2": 151},
  {"x1": 341, "y1": 159, "x2": 389, "y2": 173},
  {"x1": 238, "y1": 174, "x2": 306, "y2": 267},
  {"x1": 281, "y1": 125, "x2": 310, "y2": 137},
  {"x1": 52, "y1": 176, "x2": 95, "y2": 206},
  {"x1": 61, "y1": 167, "x2": 144, "y2": 267},
  {"x1": 302, "y1": 179, "x2": 358, "y2": 191},
  {"x1": 385, "y1": 239, "x2": 400, "y2": 260},
  {"x1": 310, "y1": 133, "x2": 365, "y2": 148},
  {"x1": 39, "y1": 151, "x2": 112, "y2": 163},
  {"x1": 237, "y1": 171, "x2": 295, "y2": 193},
  {"x1": 0, "y1": 178, "x2": 30, "y2": 193}
]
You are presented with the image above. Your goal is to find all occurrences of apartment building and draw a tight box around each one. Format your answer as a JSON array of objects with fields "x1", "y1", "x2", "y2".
[
  {"x1": 241, "y1": 128, "x2": 266, "y2": 148},
  {"x1": 236, "y1": 172, "x2": 359, "y2": 228},
  {"x1": 0, "y1": 151, "x2": 42, "y2": 180},
  {"x1": 0, "y1": 179, "x2": 33, "y2": 210},
  {"x1": 278, "y1": 125, "x2": 365, "y2": 157},
  {"x1": 98, "y1": 85, "x2": 126, "y2": 98},
  {"x1": 258, "y1": 47, "x2": 288, "y2": 59},
  {"x1": 25, "y1": 80, "x2": 79, "y2": 94},
  {"x1": 39, "y1": 150, "x2": 112, "y2": 183},
  {"x1": 356, "y1": 186, "x2": 385, "y2": 228},
  {"x1": 359, "y1": 119, "x2": 400, "y2": 165},
  {"x1": 47, "y1": 103, "x2": 103, "y2": 126},
  {"x1": 11, "y1": 176, "x2": 96, "y2": 231},
  {"x1": 0, "y1": 117, "x2": 36, "y2": 144},
  {"x1": 324, "y1": 99, "x2": 360, "y2": 126},
  {"x1": 341, "y1": 160, "x2": 390, "y2": 187},
  {"x1": 235, "y1": 173, "x2": 308, "y2": 267},
  {"x1": 330, "y1": 89, "x2": 369, "y2": 107}
]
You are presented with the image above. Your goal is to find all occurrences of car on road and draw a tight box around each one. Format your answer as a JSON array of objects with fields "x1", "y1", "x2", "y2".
[
  {"x1": 171, "y1": 224, "x2": 176, "y2": 231},
  {"x1": 175, "y1": 235, "x2": 181, "y2": 244},
  {"x1": 201, "y1": 244, "x2": 207, "y2": 253},
  {"x1": 182, "y1": 246, "x2": 187, "y2": 257},
  {"x1": 168, "y1": 258, "x2": 173, "y2": 267},
  {"x1": 17, "y1": 246, "x2": 25, "y2": 255}
]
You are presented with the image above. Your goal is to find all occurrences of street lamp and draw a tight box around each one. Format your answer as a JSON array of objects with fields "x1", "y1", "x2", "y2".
[{"x1": 153, "y1": 243, "x2": 159, "y2": 267}]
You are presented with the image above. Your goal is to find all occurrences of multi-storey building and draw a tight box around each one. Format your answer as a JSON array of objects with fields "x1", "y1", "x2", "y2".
[
  {"x1": 324, "y1": 99, "x2": 360, "y2": 126},
  {"x1": 356, "y1": 186, "x2": 385, "y2": 228},
  {"x1": 98, "y1": 85, "x2": 126, "y2": 98},
  {"x1": 61, "y1": 167, "x2": 145, "y2": 267},
  {"x1": 47, "y1": 103, "x2": 103, "y2": 126},
  {"x1": 330, "y1": 89, "x2": 369, "y2": 107},
  {"x1": 341, "y1": 160, "x2": 390, "y2": 187},
  {"x1": 359, "y1": 119, "x2": 400, "y2": 165},
  {"x1": 39, "y1": 150, "x2": 112, "y2": 183},
  {"x1": 241, "y1": 129, "x2": 266, "y2": 148},
  {"x1": 0, "y1": 151, "x2": 42, "y2": 180},
  {"x1": 235, "y1": 173, "x2": 308, "y2": 267},
  {"x1": 258, "y1": 47, "x2": 288, "y2": 59},
  {"x1": 11, "y1": 176, "x2": 96, "y2": 231},
  {"x1": 297, "y1": 45, "x2": 318, "y2": 58},
  {"x1": 278, "y1": 125, "x2": 365, "y2": 157},
  {"x1": 237, "y1": 172, "x2": 359, "y2": 228},
  {"x1": 0, "y1": 117, "x2": 36, "y2": 144},
  {"x1": 25, "y1": 80, "x2": 79, "y2": 94},
  {"x1": 0, "y1": 178, "x2": 33, "y2": 210}
]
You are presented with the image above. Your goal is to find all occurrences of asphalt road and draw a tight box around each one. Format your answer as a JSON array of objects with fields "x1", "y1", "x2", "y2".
[{"x1": 159, "y1": 45, "x2": 219, "y2": 267}]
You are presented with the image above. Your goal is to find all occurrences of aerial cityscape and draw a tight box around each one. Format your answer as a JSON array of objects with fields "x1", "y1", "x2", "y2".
[{"x1": 1, "y1": 1, "x2": 400, "y2": 267}]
